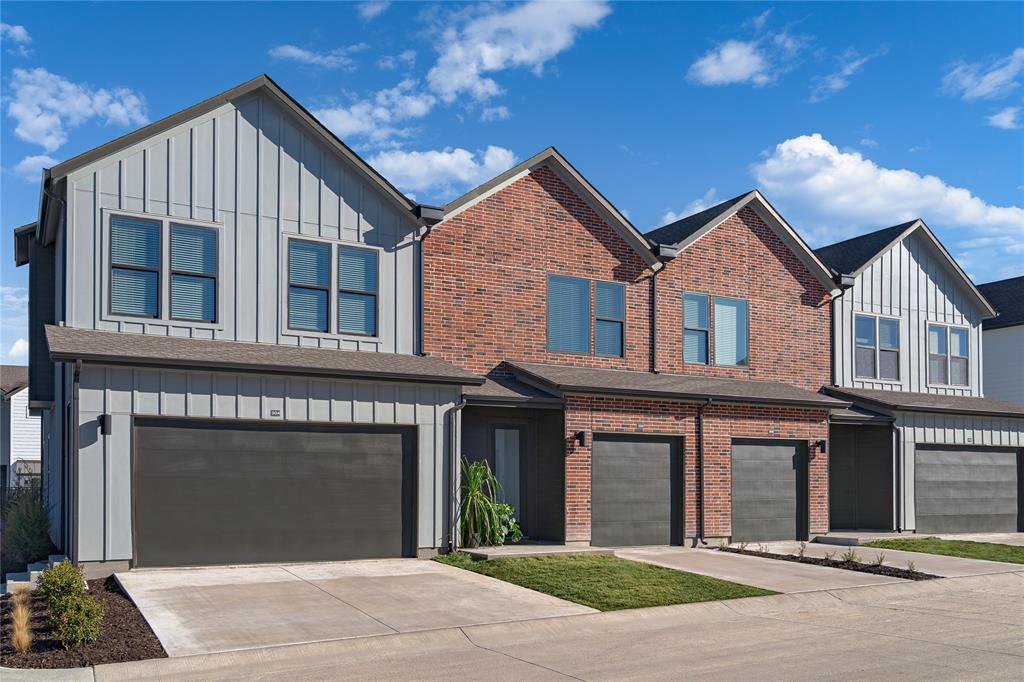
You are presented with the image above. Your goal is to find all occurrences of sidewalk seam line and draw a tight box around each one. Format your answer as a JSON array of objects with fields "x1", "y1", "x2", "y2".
[
  {"x1": 458, "y1": 626, "x2": 586, "y2": 681},
  {"x1": 278, "y1": 566, "x2": 398, "y2": 634}
]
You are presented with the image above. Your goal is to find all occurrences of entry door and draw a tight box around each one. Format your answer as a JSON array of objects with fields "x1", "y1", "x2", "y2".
[
  {"x1": 731, "y1": 440, "x2": 808, "y2": 542},
  {"x1": 494, "y1": 428, "x2": 521, "y2": 511}
]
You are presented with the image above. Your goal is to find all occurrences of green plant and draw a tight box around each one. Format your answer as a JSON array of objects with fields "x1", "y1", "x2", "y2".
[
  {"x1": 459, "y1": 458, "x2": 503, "y2": 547},
  {"x1": 871, "y1": 552, "x2": 887, "y2": 567},
  {"x1": 37, "y1": 559, "x2": 85, "y2": 609},
  {"x1": 840, "y1": 548, "x2": 859, "y2": 563},
  {"x1": 496, "y1": 503, "x2": 523, "y2": 543},
  {"x1": 0, "y1": 479, "x2": 52, "y2": 574},
  {"x1": 50, "y1": 594, "x2": 104, "y2": 649}
]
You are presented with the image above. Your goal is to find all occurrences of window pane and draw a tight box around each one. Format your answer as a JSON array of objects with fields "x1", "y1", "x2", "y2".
[
  {"x1": 684, "y1": 293, "x2": 708, "y2": 329},
  {"x1": 855, "y1": 315, "x2": 876, "y2": 347},
  {"x1": 111, "y1": 268, "x2": 158, "y2": 317},
  {"x1": 171, "y1": 274, "x2": 216, "y2": 322},
  {"x1": 950, "y1": 357, "x2": 968, "y2": 386},
  {"x1": 928, "y1": 326, "x2": 947, "y2": 355},
  {"x1": 929, "y1": 353, "x2": 948, "y2": 385},
  {"x1": 950, "y1": 328, "x2": 969, "y2": 358},
  {"x1": 855, "y1": 346, "x2": 876, "y2": 378},
  {"x1": 338, "y1": 247, "x2": 377, "y2": 293},
  {"x1": 714, "y1": 298, "x2": 748, "y2": 366},
  {"x1": 289, "y1": 241, "x2": 329, "y2": 287},
  {"x1": 879, "y1": 318, "x2": 899, "y2": 350},
  {"x1": 111, "y1": 216, "x2": 160, "y2": 268},
  {"x1": 289, "y1": 286, "x2": 328, "y2": 332},
  {"x1": 684, "y1": 329, "x2": 708, "y2": 364},
  {"x1": 547, "y1": 275, "x2": 590, "y2": 353},
  {"x1": 879, "y1": 349, "x2": 899, "y2": 380},
  {"x1": 595, "y1": 319, "x2": 623, "y2": 357},
  {"x1": 338, "y1": 292, "x2": 377, "y2": 336},
  {"x1": 171, "y1": 225, "x2": 217, "y2": 275},
  {"x1": 595, "y1": 281, "x2": 624, "y2": 321}
]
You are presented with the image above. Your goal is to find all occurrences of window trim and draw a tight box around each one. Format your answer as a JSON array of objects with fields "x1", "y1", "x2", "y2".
[
  {"x1": 853, "y1": 312, "x2": 901, "y2": 383},
  {"x1": 927, "y1": 322, "x2": 971, "y2": 388},
  {"x1": 682, "y1": 292, "x2": 710, "y2": 366},
  {"x1": 168, "y1": 223, "x2": 219, "y2": 324},
  {"x1": 712, "y1": 295, "x2": 750, "y2": 368},
  {"x1": 594, "y1": 280, "x2": 625, "y2": 358}
]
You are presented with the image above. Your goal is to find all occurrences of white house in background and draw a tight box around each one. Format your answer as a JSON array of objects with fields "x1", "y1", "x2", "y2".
[
  {"x1": 978, "y1": 276, "x2": 1024, "y2": 406},
  {"x1": 1, "y1": 365, "x2": 41, "y2": 487}
]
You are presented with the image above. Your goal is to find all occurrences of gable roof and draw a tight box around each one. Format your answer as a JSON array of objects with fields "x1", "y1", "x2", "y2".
[
  {"x1": 645, "y1": 189, "x2": 840, "y2": 296},
  {"x1": 442, "y1": 147, "x2": 661, "y2": 269},
  {"x1": 814, "y1": 219, "x2": 997, "y2": 318},
  {"x1": 826, "y1": 386, "x2": 1024, "y2": 419},
  {"x1": 1, "y1": 365, "x2": 29, "y2": 397},
  {"x1": 978, "y1": 276, "x2": 1024, "y2": 330}
]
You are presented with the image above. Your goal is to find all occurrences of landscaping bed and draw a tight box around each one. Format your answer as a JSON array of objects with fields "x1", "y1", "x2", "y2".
[
  {"x1": 863, "y1": 537, "x2": 1024, "y2": 564},
  {"x1": 436, "y1": 552, "x2": 775, "y2": 611},
  {"x1": 0, "y1": 577, "x2": 166, "y2": 669},
  {"x1": 718, "y1": 546, "x2": 939, "y2": 580}
]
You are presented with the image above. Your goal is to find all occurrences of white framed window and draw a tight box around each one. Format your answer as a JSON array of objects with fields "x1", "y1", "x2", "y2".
[
  {"x1": 928, "y1": 323, "x2": 970, "y2": 387},
  {"x1": 854, "y1": 314, "x2": 900, "y2": 381}
]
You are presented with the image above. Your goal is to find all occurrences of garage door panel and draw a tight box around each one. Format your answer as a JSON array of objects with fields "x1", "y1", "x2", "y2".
[
  {"x1": 732, "y1": 441, "x2": 807, "y2": 542},
  {"x1": 915, "y1": 447, "x2": 1020, "y2": 534}
]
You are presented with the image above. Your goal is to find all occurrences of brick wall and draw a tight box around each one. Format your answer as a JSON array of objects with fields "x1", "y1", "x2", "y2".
[
  {"x1": 564, "y1": 395, "x2": 829, "y2": 541},
  {"x1": 654, "y1": 206, "x2": 832, "y2": 391}
]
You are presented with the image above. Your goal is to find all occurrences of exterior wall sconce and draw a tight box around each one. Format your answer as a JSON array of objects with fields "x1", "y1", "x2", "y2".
[
  {"x1": 816, "y1": 439, "x2": 827, "y2": 453},
  {"x1": 98, "y1": 414, "x2": 112, "y2": 435},
  {"x1": 574, "y1": 430, "x2": 587, "y2": 447}
]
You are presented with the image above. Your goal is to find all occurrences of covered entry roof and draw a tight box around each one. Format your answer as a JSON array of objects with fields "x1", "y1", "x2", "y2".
[{"x1": 826, "y1": 386, "x2": 1024, "y2": 419}]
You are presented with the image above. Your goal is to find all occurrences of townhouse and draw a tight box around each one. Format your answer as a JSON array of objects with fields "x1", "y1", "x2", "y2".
[{"x1": 977, "y1": 276, "x2": 1024, "y2": 405}]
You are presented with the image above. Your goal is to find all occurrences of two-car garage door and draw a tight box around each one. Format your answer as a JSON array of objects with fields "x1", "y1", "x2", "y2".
[{"x1": 133, "y1": 419, "x2": 416, "y2": 568}]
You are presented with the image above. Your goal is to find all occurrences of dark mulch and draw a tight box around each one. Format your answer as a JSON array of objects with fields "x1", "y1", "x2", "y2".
[
  {"x1": 719, "y1": 547, "x2": 940, "y2": 581},
  {"x1": 0, "y1": 577, "x2": 167, "y2": 669}
]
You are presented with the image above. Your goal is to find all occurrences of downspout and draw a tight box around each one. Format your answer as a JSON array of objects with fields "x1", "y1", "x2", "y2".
[
  {"x1": 649, "y1": 261, "x2": 664, "y2": 373},
  {"x1": 892, "y1": 424, "x2": 902, "y2": 533},
  {"x1": 448, "y1": 398, "x2": 468, "y2": 552},
  {"x1": 72, "y1": 360, "x2": 81, "y2": 564},
  {"x1": 695, "y1": 397, "x2": 712, "y2": 545},
  {"x1": 417, "y1": 223, "x2": 432, "y2": 356}
]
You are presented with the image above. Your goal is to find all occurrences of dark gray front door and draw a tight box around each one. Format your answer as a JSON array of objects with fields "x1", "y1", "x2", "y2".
[
  {"x1": 133, "y1": 418, "x2": 416, "y2": 568},
  {"x1": 915, "y1": 447, "x2": 1021, "y2": 533},
  {"x1": 829, "y1": 425, "x2": 893, "y2": 530},
  {"x1": 591, "y1": 435, "x2": 682, "y2": 546},
  {"x1": 731, "y1": 440, "x2": 808, "y2": 542}
]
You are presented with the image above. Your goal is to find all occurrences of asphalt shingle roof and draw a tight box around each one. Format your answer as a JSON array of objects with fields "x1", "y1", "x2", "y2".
[
  {"x1": 813, "y1": 221, "x2": 918, "y2": 275},
  {"x1": 978, "y1": 276, "x2": 1024, "y2": 330},
  {"x1": 644, "y1": 192, "x2": 751, "y2": 246},
  {"x1": 825, "y1": 386, "x2": 1024, "y2": 418},
  {"x1": 1, "y1": 365, "x2": 28, "y2": 396}
]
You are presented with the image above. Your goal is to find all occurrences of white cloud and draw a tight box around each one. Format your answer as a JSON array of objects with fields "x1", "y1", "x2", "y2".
[
  {"x1": 1, "y1": 22, "x2": 31, "y2": 56},
  {"x1": 427, "y1": 0, "x2": 610, "y2": 103},
  {"x1": 7, "y1": 338, "x2": 29, "y2": 360},
  {"x1": 810, "y1": 47, "x2": 887, "y2": 102},
  {"x1": 6, "y1": 68, "x2": 148, "y2": 152},
  {"x1": 1, "y1": 287, "x2": 29, "y2": 360},
  {"x1": 356, "y1": 1, "x2": 390, "y2": 20},
  {"x1": 659, "y1": 188, "x2": 719, "y2": 225},
  {"x1": 378, "y1": 49, "x2": 416, "y2": 71},
  {"x1": 987, "y1": 106, "x2": 1021, "y2": 130},
  {"x1": 748, "y1": 9, "x2": 772, "y2": 32},
  {"x1": 688, "y1": 40, "x2": 771, "y2": 86},
  {"x1": 752, "y1": 133, "x2": 1024, "y2": 276},
  {"x1": 481, "y1": 105, "x2": 511, "y2": 122},
  {"x1": 859, "y1": 138, "x2": 879, "y2": 149},
  {"x1": 369, "y1": 145, "x2": 517, "y2": 196},
  {"x1": 1, "y1": 286, "x2": 29, "y2": 311},
  {"x1": 942, "y1": 48, "x2": 1024, "y2": 101},
  {"x1": 313, "y1": 79, "x2": 436, "y2": 143},
  {"x1": 268, "y1": 43, "x2": 368, "y2": 70},
  {"x1": 14, "y1": 154, "x2": 59, "y2": 181}
]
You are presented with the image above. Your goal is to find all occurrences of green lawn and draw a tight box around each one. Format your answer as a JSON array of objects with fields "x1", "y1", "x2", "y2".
[
  {"x1": 863, "y1": 537, "x2": 1024, "y2": 564},
  {"x1": 434, "y1": 553, "x2": 775, "y2": 611}
]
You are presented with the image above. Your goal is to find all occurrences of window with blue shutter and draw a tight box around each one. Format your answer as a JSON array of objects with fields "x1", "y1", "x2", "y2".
[
  {"x1": 595, "y1": 281, "x2": 624, "y2": 357},
  {"x1": 110, "y1": 216, "x2": 160, "y2": 318},
  {"x1": 713, "y1": 297, "x2": 749, "y2": 367},
  {"x1": 288, "y1": 240, "x2": 330, "y2": 332},
  {"x1": 683, "y1": 293, "x2": 709, "y2": 364},
  {"x1": 338, "y1": 246, "x2": 378, "y2": 336},
  {"x1": 170, "y1": 225, "x2": 217, "y2": 322},
  {"x1": 547, "y1": 275, "x2": 590, "y2": 353}
]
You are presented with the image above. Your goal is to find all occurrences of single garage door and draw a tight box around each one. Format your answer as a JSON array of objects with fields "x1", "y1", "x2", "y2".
[
  {"x1": 915, "y1": 447, "x2": 1021, "y2": 534},
  {"x1": 731, "y1": 440, "x2": 808, "y2": 542},
  {"x1": 133, "y1": 418, "x2": 416, "y2": 568},
  {"x1": 591, "y1": 435, "x2": 682, "y2": 546}
]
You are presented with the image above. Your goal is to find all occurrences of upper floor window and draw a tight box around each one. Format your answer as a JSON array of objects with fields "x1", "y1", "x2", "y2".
[
  {"x1": 713, "y1": 297, "x2": 749, "y2": 367},
  {"x1": 928, "y1": 324, "x2": 969, "y2": 386},
  {"x1": 110, "y1": 216, "x2": 161, "y2": 318},
  {"x1": 854, "y1": 314, "x2": 899, "y2": 380},
  {"x1": 683, "y1": 293, "x2": 710, "y2": 364},
  {"x1": 287, "y1": 238, "x2": 380, "y2": 336},
  {"x1": 547, "y1": 275, "x2": 624, "y2": 357},
  {"x1": 170, "y1": 225, "x2": 218, "y2": 322}
]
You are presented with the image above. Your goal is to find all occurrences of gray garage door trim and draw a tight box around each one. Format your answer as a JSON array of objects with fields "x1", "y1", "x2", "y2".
[
  {"x1": 731, "y1": 439, "x2": 809, "y2": 542},
  {"x1": 131, "y1": 417, "x2": 417, "y2": 568},
  {"x1": 590, "y1": 434, "x2": 683, "y2": 547},
  {"x1": 914, "y1": 446, "x2": 1022, "y2": 534}
]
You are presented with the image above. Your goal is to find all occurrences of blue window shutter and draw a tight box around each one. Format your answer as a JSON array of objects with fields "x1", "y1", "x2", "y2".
[
  {"x1": 548, "y1": 275, "x2": 590, "y2": 353},
  {"x1": 171, "y1": 225, "x2": 217, "y2": 275},
  {"x1": 111, "y1": 269, "x2": 159, "y2": 317},
  {"x1": 338, "y1": 247, "x2": 377, "y2": 293},
  {"x1": 714, "y1": 298, "x2": 748, "y2": 366},
  {"x1": 289, "y1": 287, "x2": 328, "y2": 331},
  {"x1": 171, "y1": 275, "x2": 216, "y2": 322},
  {"x1": 111, "y1": 216, "x2": 160, "y2": 268},
  {"x1": 594, "y1": 281, "x2": 624, "y2": 357},
  {"x1": 289, "y1": 241, "x2": 330, "y2": 287}
]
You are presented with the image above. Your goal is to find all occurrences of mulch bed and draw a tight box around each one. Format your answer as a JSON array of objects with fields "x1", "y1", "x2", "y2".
[
  {"x1": 719, "y1": 546, "x2": 940, "y2": 581},
  {"x1": 0, "y1": 577, "x2": 167, "y2": 669}
]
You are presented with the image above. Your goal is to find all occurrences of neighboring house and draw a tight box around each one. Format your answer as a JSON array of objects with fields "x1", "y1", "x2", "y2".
[
  {"x1": 13, "y1": 75, "x2": 484, "y2": 576},
  {"x1": 1, "y1": 365, "x2": 41, "y2": 488},
  {"x1": 815, "y1": 220, "x2": 1024, "y2": 533},
  {"x1": 424, "y1": 153, "x2": 845, "y2": 546},
  {"x1": 977, "y1": 276, "x2": 1024, "y2": 405}
]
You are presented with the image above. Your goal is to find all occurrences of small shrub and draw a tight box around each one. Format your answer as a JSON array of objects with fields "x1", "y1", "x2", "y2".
[
  {"x1": 10, "y1": 591, "x2": 33, "y2": 653},
  {"x1": 50, "y1": 594, "x2": 105, "y2": 649},
  {"x1": 738, "y1": 541, "x2": 749, "y2": 551},
  {"x1": 824, "y1": 551, "x2": 836, "y2": 561},
  {"x1": 907, "y1": 561, "x2": 917, "y2": 573},
  {"x1": 459, "y1": 458, "x2": 501, "y2": 547},
  {"x1": 496, "y1": 503, "x2": 523, "y2": 544},
  {"x1": 37, "y1": 559, "x2": 85, "y2": 608},
  {"x1": 840, "y1": 548, "x2": 859, "y2": 563},
  {"x1": 797, "y1": 541, "x2": 807, "y2": 558},
  {"x1": 757, "y1": 543, "x2": 768, "y2": 553},
  {"x1": 718, "y1": 538, "x2": 729, "y2": 550},
  {"x1": 0, "y1": 480, "x2": 52, "y2": 574},
  {"x1": 871, "y1": 552, "x2": 887, "y2": 567}
]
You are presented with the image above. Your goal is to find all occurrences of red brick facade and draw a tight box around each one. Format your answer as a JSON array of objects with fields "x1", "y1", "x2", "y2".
[{"x1": 424, "y1": 163, "x2": 834, "y2": 542}]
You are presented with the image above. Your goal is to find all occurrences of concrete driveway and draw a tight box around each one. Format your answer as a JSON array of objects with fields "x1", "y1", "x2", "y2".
[
  {"x1": 763, "y1": 540, "x2": 1023, "y2": 577},
  {"x1": 614, "y1": 546, "x2": 905, "y2": 593},
  {"x1": 116, "y1": 559, "x2": 594, "y2": 657}
]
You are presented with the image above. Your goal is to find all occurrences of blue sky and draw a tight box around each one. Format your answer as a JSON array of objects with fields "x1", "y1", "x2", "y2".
[{"x1": 2, "y1": 1, "x2": 1022, "y2": 363}]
